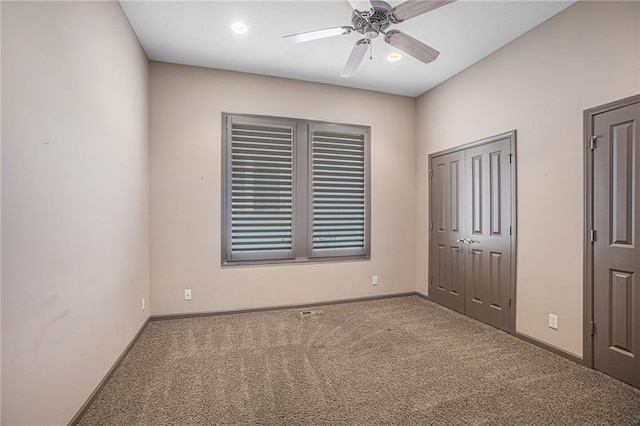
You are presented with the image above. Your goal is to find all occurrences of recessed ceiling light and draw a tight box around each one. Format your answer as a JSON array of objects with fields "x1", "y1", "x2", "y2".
[
  {"x1": 231, "y1": 23, "x2": 248, "y2": 34},
  {"x1": 387, "y1": 53, "x2": 402, "y2": 62}
]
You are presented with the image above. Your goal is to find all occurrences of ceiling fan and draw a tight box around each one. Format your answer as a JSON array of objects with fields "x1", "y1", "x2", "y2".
[{"x1": 282, "y1": 0, "x2": 455, "y2": 78}]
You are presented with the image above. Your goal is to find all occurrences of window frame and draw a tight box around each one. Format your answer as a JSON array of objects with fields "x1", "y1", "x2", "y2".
[{"x1": 222, "y1": 112, "x2": 371, "y2": 266}]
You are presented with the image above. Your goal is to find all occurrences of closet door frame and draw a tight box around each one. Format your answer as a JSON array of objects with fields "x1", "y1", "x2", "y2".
[{"x1": 428, "y1": 130, "x2": 518, "y2": 335}]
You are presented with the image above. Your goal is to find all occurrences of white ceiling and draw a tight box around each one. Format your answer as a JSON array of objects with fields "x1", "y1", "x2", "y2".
[{"x1": 120, "y1": 0, "x2": 574, "y2": 97}]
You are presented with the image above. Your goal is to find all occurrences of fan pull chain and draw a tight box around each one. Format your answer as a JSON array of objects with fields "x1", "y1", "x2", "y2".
[{"x1": 369, "y1": 40, "x2": 373, "y2": 60}]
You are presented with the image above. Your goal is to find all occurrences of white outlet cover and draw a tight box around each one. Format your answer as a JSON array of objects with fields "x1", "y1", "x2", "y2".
[
  {"x1": 184, "y1": 289, "x2": 192, "y2": 300},
  {"x1": 372, "y1": 276, "x2": 378, "y2": 285},
  {"x1": 549, "y1": 314, "x2": 558, "y2": 330}
]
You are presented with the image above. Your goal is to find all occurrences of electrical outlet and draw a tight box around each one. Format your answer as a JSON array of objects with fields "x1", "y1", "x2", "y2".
[
  {"x1": 372, "y1": 276, "x2": 378, "y2": 286},
  {"x1": 141, "y1": 297, "x2": 145, "y2": 311},
  {"x1": 184, "y1": 289, "x2": 192, "y2": 300},
  {"x1": 549, "y1": 314, "x2": 558, "y2": 330}
]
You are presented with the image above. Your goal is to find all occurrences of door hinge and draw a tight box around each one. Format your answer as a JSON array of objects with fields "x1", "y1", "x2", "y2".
[
  {"x1": 588, "y1": 136, "x2": 597, "y2": 150},
  {"x1": 590, "y1": 229, "x2": 597, "y2": 243},
  {"x1": 590, "y1": 320, "x2": 595, "y2": 336},
  {"x1": 509, "y1": 226, "x2": 512, "y2": 236},
  {"x1": 428, "y1": 169, "x2": 433, "y2": 179},
  {"x1": 429, "y1": 275, "x2": 433, "y2": 284},
  {"x1": 508, "y1": 153, "x2": 513, "y2": 164},
  {"x1": 429, "y1": 222, "x2": 433, "y2": 231},
  {"x1": 508, "y1": 298, "x2": 512, "y2": 308}
]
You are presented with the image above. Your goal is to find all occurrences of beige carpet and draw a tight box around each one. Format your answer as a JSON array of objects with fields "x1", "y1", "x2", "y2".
[{"x1": 78, "y1": 296, "x2": 640, "y2": 425}]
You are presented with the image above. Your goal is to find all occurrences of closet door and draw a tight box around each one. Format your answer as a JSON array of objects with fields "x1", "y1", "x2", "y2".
[
  {"x1": 464, "y1": 138, "x2": 512, "y2": 332},
  {"x1": 430, "y1": 151, "x2": 466, "y2": 313}
]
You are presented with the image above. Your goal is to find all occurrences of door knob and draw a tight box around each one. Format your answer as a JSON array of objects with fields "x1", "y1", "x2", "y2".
[{"x1": 453, "y1": 238, "x2": 479, "y2": 244}]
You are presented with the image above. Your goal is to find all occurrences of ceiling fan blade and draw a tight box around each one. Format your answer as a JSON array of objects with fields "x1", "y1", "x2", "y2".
[
  {"x1": 341, "y1": 39, "x2": 370, "y2": 78},
  {"x1": 391, "y1": 0, "x2": 455, "y2": 22},
  {"x1": 384, "y1": 30, "x2": 439, "y2": 64},
  {"x1": 348, "y1": 0, "x2": 374, "y2": 14},
  {"x1": 282, "y1": 26, "x2": 353, "y2": 43}
]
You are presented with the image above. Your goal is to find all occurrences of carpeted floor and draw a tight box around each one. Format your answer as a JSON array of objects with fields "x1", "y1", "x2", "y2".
[{"x1": 78, "y1": 296, "x2": 640, "y2": 425}]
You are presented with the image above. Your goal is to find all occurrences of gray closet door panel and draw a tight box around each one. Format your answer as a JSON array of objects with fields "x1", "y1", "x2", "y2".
[
  {"x1": 430, "y1": 151, "x2": 466, "y2": 313},
  {"x1": 464, "y1": 138, "x2": 512, "y2": 332}
]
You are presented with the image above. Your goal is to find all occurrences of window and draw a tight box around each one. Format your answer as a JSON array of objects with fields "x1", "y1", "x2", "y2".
[{"x1": 222, "y1": 113, "x2": 370, "y2": 264}]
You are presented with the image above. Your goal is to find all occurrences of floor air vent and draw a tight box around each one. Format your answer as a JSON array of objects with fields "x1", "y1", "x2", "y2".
[{"x1": 299, "y1": 309, "x2": 324, "y2": 317}]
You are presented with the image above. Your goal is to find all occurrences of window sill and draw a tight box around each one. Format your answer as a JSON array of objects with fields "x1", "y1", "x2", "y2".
[{"x1": 221, "y1": 254, "x2": 371, "y2": 268}]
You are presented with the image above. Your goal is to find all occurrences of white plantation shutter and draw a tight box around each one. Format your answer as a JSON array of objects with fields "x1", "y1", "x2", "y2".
[
  {"x1": 226, "y1": 118, "x2": 295, "y2": 261},
  {"x1": 310, "y1": 124, "x2": 368, "y2": 257}
]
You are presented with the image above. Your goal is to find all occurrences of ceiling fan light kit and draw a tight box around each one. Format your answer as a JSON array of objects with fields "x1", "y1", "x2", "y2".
[{"x1": 282, "y1": 0, "x2": 455, "y2": 78}]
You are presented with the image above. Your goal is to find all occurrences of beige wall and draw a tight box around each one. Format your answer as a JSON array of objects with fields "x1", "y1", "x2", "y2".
[
  {"x1": 415, "y1": 1, "x2": 640, "y2": 357},
  {"x1": 0, "y1": 2, "x2": 3, "y2": 420},
  {"x1": 1, "y1": 2, "x2": 149, "y2": 424},
  {"x1": 150, "y1": 62, "x2": 416, "y2": 315}
]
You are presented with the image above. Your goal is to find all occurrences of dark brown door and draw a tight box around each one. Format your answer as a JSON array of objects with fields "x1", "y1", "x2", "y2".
[
  {"x1": 430, "y1": 151, "x2": 466, "y2": 313},
  {"x1": 463, "y1": 139, "x2": 512, "y2": 332},
  {"x1": 593, "y1": 101, "x2": 640, "y2": 388}
]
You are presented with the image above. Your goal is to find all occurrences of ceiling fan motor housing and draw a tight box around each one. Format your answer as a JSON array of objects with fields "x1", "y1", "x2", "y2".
[{"x1": 352, "y1": 1, "x2": 393, "y2": 38}]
